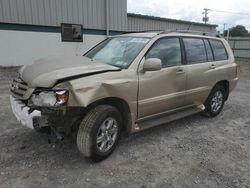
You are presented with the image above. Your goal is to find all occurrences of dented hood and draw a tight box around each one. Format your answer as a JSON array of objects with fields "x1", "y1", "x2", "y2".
[{"x1": 19, "y1": 56, "x2": 120, "y2": 88}]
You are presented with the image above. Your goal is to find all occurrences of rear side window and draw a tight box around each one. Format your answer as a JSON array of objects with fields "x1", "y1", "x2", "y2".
[
  {"x1": 209, "y1": 40, "x2": 228, "y2": 61},
  {"x1": 183, "y1": 38, "x2": 207, "y2": 64},
  {"x1": 204, "y1": 40, "x2": 214, "y2": 61},
  {"x1": 146, "y1": 38, "x2": 182, "y2": 68}
]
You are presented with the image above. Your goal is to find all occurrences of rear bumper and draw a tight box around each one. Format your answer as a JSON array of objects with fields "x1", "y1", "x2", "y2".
[
  {"x1": 229, "y1": 77, "x2": 239, "y2": 93},
  {"x1": 10, "y1": 96, "x2": 41, "y2": 129}
]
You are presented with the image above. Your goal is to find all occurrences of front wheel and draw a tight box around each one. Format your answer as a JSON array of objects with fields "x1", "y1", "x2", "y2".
[
  {"x1": 77, "y1": 105, "x2": 122, "y2": 161},
  {"x1": 203, "y1": 84, "x2": 226, "y2": 117}
]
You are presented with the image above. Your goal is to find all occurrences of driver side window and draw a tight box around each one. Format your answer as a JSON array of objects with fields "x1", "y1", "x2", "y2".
[{"x1": 146, "y1": 38, "x2": 182, "y2": 68}]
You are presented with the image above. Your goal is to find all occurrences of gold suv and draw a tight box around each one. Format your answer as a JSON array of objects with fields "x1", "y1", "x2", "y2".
[{"x1": 10, "y1": 31, "x2": 238, "y2": 161}]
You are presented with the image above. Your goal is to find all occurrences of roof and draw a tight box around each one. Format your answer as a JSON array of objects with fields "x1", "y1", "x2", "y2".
[
  {"x1": 127, "y1": 13, "x2": 218, "y2": 28},
  {"x1": 116, "y1": 30, "x2": 221, "y2": 39},
  {"x1": 118, "y1": 32, "x2": 159, "y2": 38}
]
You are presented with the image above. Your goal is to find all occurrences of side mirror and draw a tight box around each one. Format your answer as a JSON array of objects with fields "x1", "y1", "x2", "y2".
[{"x1": 143, "y1": 58, "x2": 162, "y2": 72}]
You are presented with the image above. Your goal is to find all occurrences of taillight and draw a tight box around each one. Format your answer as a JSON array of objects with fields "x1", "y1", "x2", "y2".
[{"x1": 236, "y1": 65, "x2": 239, "y2": 76}]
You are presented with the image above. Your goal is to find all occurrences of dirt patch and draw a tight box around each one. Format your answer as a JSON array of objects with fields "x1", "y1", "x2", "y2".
[{"x1": 0, "y1": 61, "x2": 250, "y2": 188}]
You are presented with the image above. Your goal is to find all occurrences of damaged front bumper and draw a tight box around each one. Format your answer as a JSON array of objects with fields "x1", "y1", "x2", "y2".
[
  {"x1": 10, "y1": 96, "x2": 41, "y2": 129},
  {"x1": 10, "y1": 95, "x2": 85, "y2": 136}
]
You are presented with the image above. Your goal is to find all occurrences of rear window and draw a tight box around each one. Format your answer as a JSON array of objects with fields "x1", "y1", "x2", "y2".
[
  {"x1": 183, "y1": 38, "x2": 207, "y2": 64},
  {"x1": 209, "y1": 40, "x2": 228, "y2": 61},
  {"x1": 204, "y1": 40, "x2": 214, "y2": 61}
]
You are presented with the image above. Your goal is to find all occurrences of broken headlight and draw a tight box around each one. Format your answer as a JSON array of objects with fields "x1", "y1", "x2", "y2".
[{"x1": 30, "y1": 90, "x2": 69, "y2": 106}]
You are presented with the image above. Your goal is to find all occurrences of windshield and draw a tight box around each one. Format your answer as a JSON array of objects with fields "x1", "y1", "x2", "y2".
[{"x1": 84, "y1": 37, "x2": 150, "y2": 68}]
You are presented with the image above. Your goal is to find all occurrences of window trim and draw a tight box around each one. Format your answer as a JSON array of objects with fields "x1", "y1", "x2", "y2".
[
  {"x1": 203, "y1": 39, "x2": 214, "y2": 62},
  {"x1": 203, "y1": 39, "x2": 209, "y2": 62},
  {"x1": 207, "y1": 39, "x2": 215, "y2": 61},
  {"x1": 144, "y1": 36, "x2": 184, "y2": 69}
]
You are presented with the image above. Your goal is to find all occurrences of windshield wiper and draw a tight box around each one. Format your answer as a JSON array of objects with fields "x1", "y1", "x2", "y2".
[{"x1": 109, "y1": 64, "x2": 124, "y2": 69}]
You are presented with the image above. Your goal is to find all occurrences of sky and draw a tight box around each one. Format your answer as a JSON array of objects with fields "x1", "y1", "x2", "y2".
[{"x1": 127, "y1": 0, "x2": 250, "y2": 32}]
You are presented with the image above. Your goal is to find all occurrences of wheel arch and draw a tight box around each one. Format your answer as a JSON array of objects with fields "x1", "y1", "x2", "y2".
[
  {"x1": 215, "y1": 80, "x2": 229, "y2": 101},
  {"x1": 84, "y1": 97, "x2": 131, "y2": 133}
]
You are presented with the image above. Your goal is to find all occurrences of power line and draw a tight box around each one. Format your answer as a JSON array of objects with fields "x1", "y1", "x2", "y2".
[{"x1": 210, "y1": 9, "x2": 250, "y2": 16}]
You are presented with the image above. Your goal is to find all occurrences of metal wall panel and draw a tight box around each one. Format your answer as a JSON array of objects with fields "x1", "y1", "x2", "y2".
[
  {"x1": 66, "y1": 0, "x2": 73, "y2": 23},
  {"x1": 62, "y1": 0, "x2": 68, "y2": 23},
  {"x1": 0, "y1": 0, "x2": 215, "y2": 33},
  {"x1": 55, "y1": 0, "x2": 62, "y2": 25},
  {"x1": 235, "y1": 40, "x2": 250, "y2": 49},
  {"x1": 127, "y1": 14, "x2": 216, "y2": 33},
  {"x1": 0, "y1": 0, "x2": 3, "y2": 22},
  {"x1": 17, "y1": 0, "x2": 26, "y2": 24},
  {"x1": 31, "y1": 0, "x2": 38, "y2": 24},
  {"x1": 9, "y1": 0, "x2": 17, "y2": 23},
  {"x1": 24, "y1": 0, "x2": 32, "y2": 24},
  {"x1": 92, "y1": 0, "x2": 98, "y2": 28},
  {"x1": 233, "y1": 50, "x2": 250, "y2": 58},
  {"x1": 229, "y1": 38, "x2": 250, "y2": 58},
  {"x1": 2, "y1": 0, "x2": 11, "y2": 22},
  {"x1": 72, "y1": 0, "x2": 78, "y2": 24},
  {"x1": 108, "y1": 0, "x2": 126, "y2": 31},
  {"x1": 0, "y1": 0, "x2": 126, "y2": 31},
  {"x1": 49, "y1": 0, "x2": 57, "y2": 25},
  {"x1": 44, "y1": 0, "x2": 51, "y2": 25},
  {"x1": 37, "y1": 0, "x2": 45, "y2": 25},
  {"x1": 77, "y1": 0, "x2": 83, "y2": 25}
]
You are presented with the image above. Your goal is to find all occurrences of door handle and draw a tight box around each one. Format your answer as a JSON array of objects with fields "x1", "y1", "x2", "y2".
[
  {"x1": 176, "y1": 69, "x2": 185, "y2": 74},
  {"x1": 210, "y1": 64, "x2": 216, "y2": 69}
]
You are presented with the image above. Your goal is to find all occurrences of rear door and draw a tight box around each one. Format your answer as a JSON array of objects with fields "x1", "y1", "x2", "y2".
[
  {"x1": 138, "y1": 37, "x2": 187, "y2": 119},
  {"x1": 183, "y1": 37, "x2": 229, "y2": 106}
]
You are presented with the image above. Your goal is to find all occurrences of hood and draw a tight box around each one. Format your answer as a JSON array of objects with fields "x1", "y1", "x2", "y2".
[{"x1": 19, "y1": 56, "x2": 120, "y2": 88}]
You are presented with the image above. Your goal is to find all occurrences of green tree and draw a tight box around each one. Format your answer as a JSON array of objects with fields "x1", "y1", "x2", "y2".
[
  {"x1": 223, "y1": 30, "x2": 228, "y2": 37},
  {"x1": 225, "y1": 25, "x2": 249, "y2": 37}
]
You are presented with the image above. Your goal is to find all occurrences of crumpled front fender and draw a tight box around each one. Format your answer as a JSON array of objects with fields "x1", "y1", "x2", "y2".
[{"x1": 56, "y1": 70, "x2": 139, "y2": 133}]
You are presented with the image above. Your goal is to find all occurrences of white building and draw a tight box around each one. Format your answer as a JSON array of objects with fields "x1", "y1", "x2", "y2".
[{"x1": 0, "y1": 0, "x2": 217, "y2": 66}]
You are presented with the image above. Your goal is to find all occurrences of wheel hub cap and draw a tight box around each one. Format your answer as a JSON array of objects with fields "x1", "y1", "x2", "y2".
[
  {"x1": 96, "y1": 117, "x2": 118, "y2": 153},
  {"x1": 211, "y1": 90, "x2": 223, "y2": 113}
]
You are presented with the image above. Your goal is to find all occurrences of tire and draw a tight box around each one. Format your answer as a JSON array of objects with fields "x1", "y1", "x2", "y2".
[
  {"x1": 203, "y1": 84, "x2": 226, "y2": 117},
  {"x1": 77, "y1": 105, "x2": 122, "y2": 161}
]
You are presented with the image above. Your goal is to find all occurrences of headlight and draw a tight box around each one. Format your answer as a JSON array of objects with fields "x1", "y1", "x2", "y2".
[
  {"x1": 30, "y1": 90, "x2": 69, "y2": 106},
  {"x1": 55, "y1": 90, "x2": 69, "y2": 105}
]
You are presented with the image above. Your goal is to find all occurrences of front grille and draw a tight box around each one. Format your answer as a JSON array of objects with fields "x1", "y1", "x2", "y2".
[{"x1": 11, "y1": 77, "x2": 29, "y2": 99}]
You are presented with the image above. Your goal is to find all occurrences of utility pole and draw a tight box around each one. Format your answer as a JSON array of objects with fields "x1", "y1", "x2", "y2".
[
  {"x1": 223, "y1": 23, "x2": 227, "y2": 36},
  {"x1": 226, "y1": 28, "x2": 230, "y2": 41},
  {"x1": 202, "y1": 8, "x2": 210, "y2": 24}
]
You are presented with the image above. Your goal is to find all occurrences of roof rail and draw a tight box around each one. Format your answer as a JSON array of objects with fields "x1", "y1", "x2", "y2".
[
  {"x1": 123, "y1": 30, "x2": 162, "y2": 34},
  {"x1": 123, "y1": 30, "x2": 221, "y2": 38},
  {"x1": 158, "y1": 30, "x2": 221, "y2": 37}
]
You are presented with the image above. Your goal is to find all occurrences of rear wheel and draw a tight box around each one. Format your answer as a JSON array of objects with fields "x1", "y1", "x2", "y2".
[
  {"x1": 203, "y1": 84, "x2": 226, "y2": 117},
  {"x1": 77, "y1": 105, "x2": 122, "y2": 161}
]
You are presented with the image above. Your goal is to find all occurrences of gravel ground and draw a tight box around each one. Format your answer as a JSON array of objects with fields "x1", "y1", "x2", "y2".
[{"x1": 0, "y1": 60, "x2": 249, "y2": 188}]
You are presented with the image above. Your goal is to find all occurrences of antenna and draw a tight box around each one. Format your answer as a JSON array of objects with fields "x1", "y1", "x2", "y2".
[{"x1": 187, "y1": 23, "x2": 192, "y2": 30}]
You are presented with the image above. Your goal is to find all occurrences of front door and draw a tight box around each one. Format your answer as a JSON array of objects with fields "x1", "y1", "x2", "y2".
[{"x1": 138, "y1": 37, "x2": 187, "y2": 119}]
